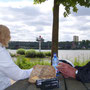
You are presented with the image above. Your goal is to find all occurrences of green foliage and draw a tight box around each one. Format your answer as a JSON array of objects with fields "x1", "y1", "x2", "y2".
[
  {"x1": 25, "y1": 49, "x2": 36, "y2": 58},
  {"x1": 34, "y1": 0, "x2": 46, "y2": 4},
  {"x1": 73, "y1": 57, "x2": 80, "y2": 66},
  {"x1": 14, "y1": 56, "x2": 50, "y2": 69},
  {"x1": 58, "y1": 0, "x2": 90, "y2": 17},
  {"x1": 80, "y1": 40, "x2": 90, "y2": 49},
  {"x1": 73, "y1": 58, "x2": 90, "y2": 66},
  {"x1": 15, "y1": 49, "x2": 51, "y2": 58},
  {"x1": 16, "y1": 48, "x2": 25, "y2": 55},
  {"x1": 10, "y1": 53, "x2": 17, "y2": 57},
  {"x1": 34, "y1": 0, "x2": 90, "y2": 17},
  {"x1": 14, "y1": 56, "x2": 31, "y2": 69},
  {"x1": 36, "y1": 52, "x2": 45, "y2": 58},
  {"x1": 45, "y1": 51, "x2": 51, "y2": 56},
  {"x1": 25, "y1": 49, "x2": 46, "y2": 58},
  {"x1": 14, "y1": 55, "x2": 90, "y2": 69}
]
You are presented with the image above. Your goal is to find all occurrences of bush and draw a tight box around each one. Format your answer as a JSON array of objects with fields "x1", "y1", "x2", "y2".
[
  {"x1": 25, "y1": 49, "x2": 36, "y2": 58},
  {"x1": 14, "y1": 56, "x2": 50, "y2": 69},
  {"x1": 10, "y1": 53, "x2": 20, "y2": 57},
  {"x1": 10, "y1": 53, "x2": 16, "y2": 57},
  {"x1": 45, "y1": 51, "x2": 51, "y2": 56},
  {"x1": 73, "y1": 58, "x2": 80, "y2": 66},
  {"x1": 14, "y1": 56, "x2": 31, "y2": 69},
  {"x1": 36, "y1": 52, "x2": 45, "y2": 58},
  {"x1": 73, "y1": 57, "x2": 90, "y2": 66},
  {"x1": 16, "y1": 48, "x2": 25, "y2": 55}
]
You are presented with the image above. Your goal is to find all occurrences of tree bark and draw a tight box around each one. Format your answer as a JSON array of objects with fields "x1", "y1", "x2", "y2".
[{"x1": 51, "y1": 0, "x2": 59, "y2": 65}]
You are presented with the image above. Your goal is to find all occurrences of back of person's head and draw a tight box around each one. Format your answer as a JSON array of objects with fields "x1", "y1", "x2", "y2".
[{"x1": 0, "y1": 25, "x2": 11, "y2": 47}]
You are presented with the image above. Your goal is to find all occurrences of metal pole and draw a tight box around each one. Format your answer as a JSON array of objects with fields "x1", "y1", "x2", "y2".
[{"x1": 39, "y1": 40, "x2": 41, "y2": 52}]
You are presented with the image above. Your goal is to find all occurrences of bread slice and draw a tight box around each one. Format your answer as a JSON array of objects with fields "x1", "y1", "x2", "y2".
[
  {"x1": 39, "y1": 65, "x2": 56, "y2": 79},
  {"x1": 28, "y1": 65, "x2": 56, "y2": 83}
]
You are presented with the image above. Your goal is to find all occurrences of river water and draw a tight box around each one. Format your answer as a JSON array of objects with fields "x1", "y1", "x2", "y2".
[{"x1": 8, "y1": 49, "x2": 90, "y2": 62}]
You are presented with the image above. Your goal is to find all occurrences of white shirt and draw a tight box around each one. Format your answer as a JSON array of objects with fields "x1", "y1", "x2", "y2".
[{"x1": 0, "y1": 44, "x2": 33, "y2": 90}]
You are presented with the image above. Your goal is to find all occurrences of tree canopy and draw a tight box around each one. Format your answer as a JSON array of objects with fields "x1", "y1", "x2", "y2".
[
  {"x1": 33, "y1": 0, "x2": 90, "y2": 61},
  {"x1": 34, "y1": 0, "x2": 90, "y2": 17}
]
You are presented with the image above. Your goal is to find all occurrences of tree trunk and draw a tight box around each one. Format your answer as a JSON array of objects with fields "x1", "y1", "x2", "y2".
[{"x1": 51, "y1": 0, "x2": 59, "y2": 65}]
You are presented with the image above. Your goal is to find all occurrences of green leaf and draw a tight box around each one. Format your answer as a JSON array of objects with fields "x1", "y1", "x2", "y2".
[
  {"x1": 34, "y1": 0, "x2": 46, "y2": 4},
  {"x1": 64, "y1": 12, "x2": 68, "y2": 17},
  {"x1": 33, "y1": 0, "x2": 90, "y2": 17},
  {"x1": 73, "y1": 6, "x2": 78, "y2": 12}
]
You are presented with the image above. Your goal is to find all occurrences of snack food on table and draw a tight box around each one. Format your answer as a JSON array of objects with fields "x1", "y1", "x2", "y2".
[{"x1": 28, "y1": 65, "x2": 56, "y2": 83}]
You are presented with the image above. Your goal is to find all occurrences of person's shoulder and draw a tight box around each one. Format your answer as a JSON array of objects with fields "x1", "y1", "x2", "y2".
[{"x1": 0, "y1": 46, "x2": 10, "y2": 58}]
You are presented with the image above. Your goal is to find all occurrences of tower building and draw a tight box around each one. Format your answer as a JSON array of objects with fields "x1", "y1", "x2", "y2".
[{"x1": 73, "y1": 36, "x2": 79, "y2": 42}]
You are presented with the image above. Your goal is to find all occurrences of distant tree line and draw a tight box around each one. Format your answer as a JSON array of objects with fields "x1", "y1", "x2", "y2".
[{"x1": 8, "y1": 40, "x2": 90, "y2": 50}]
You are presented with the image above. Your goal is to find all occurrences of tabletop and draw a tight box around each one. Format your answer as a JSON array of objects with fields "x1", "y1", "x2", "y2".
[{"x1": 5, "y1": 74, "x2": 90, "y2": 90}]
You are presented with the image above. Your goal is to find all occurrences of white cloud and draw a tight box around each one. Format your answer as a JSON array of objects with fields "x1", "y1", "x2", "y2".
[{"x1": 0, "y1": 0, "x2": 90, "y2": 42}]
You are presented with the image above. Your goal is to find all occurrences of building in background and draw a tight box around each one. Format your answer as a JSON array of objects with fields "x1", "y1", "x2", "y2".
[
  {"x1": 72, "y1": 36, "x2": 79, "y2": 49},
  {"x1": 73, "y1": 36, "x2": 79, "y2": 42}
]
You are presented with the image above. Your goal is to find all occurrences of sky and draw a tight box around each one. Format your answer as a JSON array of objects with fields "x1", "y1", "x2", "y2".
[{"x1": 0, "y1": 0, "x2": 90, "y2": 42}]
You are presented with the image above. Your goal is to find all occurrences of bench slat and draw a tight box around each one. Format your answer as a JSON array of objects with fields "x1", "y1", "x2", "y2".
[
  {"x1": 84, "y1": 83, "x2": 90, "y2": 90},
  {"x1": 5, "y1": 75, "x2": 90, "y2": 90},
  {"x1": 27, "y1": 74, "x2": 66, "y2": 90},
  {"x1": 65, "y1": 78, "x2": 87, "y2": 90},
  {"x1": 5, "y1": 79, "x2": 30, "y2": 90},
  {"x1": 5, "y1": 74, "x2": 66, "y2": 90},
  {"x1": 56, "y1": 74, "x2": 66, "y2": 90}
]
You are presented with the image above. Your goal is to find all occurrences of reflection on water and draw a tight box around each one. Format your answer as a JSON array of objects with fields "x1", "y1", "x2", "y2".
[
  {"x1": 58, "y1": 50, "x2": 90, "y2": 62},
  {"x1": 29, "y1": 57, "x2": 51, "y2": 62},
  {"x1": 8, "y1": 49, "x2": 90, "y2": 62}
]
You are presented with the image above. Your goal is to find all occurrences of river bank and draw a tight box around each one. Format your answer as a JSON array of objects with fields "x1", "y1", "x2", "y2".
[{"x1": 8, "y1": 49, "x2": 90, "y2": 62}]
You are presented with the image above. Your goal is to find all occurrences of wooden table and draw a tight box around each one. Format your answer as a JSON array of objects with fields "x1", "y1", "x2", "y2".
[{"x1": 5, "y1": 74, "x2": 90, "y2": 90}]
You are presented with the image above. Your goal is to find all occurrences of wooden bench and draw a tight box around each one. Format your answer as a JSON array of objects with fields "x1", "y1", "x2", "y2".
[{"x1": 5, "y1": 74, "x2": 90, "y2": 90}]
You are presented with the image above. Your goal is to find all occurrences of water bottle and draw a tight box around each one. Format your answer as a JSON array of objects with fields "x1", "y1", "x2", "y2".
[{"x1": 52, "y1": 53, "x2": 59, "y2": 76}]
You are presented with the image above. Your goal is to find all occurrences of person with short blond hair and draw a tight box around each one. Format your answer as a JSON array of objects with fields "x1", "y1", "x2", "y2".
[
  {"x1": 0, "y1": 25, "x2": 11, "y2": 47},
  {"x1": 0, "y1": 25, "x2": 33, "y2": 90}
]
